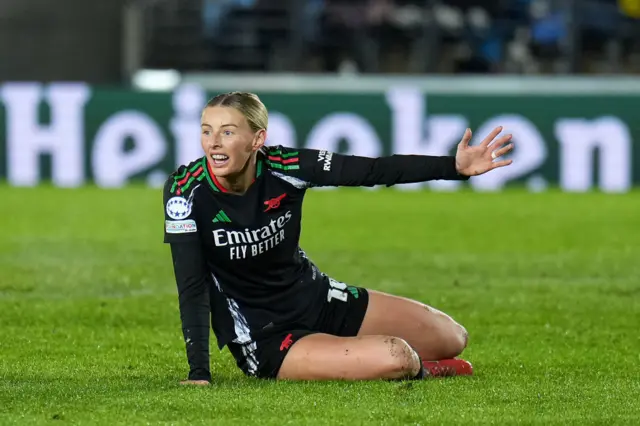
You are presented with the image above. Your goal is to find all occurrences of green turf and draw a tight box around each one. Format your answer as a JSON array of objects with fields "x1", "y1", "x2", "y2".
[{"x1": 1, "y1": 185, "x2": 639, "y2": 425}]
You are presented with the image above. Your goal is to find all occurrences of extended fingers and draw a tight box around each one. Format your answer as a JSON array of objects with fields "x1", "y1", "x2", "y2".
[
  {"x1": 491, "y1": 159, "x2": 513, "y2": 169},
  {"x1": 488, "y1": 133, "x2": 513, "y2": 150},
  {"x1": 458, "y1": 128, "x2": 472, "y2": 148},
  {"x1": 480, "y1": 126, "x2": 503, "y2": 147},
  {"x1": 490, "y1": 138, "x2": 514, "y2": 159}
]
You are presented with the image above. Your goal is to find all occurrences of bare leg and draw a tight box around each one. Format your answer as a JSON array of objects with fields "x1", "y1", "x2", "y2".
[
  {"x1": 277, "y1": 333, "x2": 421, "y2": 381},
  {"x1": 358, "y1": 290, "x2": 468, "y2": 361}
]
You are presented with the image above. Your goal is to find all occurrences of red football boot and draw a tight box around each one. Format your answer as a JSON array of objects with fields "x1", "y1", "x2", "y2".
[{"x1": 422, "y1": 358, "x2": 473, "y2": 377}]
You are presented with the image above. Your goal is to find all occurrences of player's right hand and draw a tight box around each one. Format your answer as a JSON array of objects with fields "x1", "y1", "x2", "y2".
[{"x1": 180, "y1": 380, "x2": 210, "y2": 386}]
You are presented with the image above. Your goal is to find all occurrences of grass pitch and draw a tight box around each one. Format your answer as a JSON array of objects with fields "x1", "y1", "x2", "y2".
[{"x1": 1, "y1": 184, "x2": 639, "y2": 425}]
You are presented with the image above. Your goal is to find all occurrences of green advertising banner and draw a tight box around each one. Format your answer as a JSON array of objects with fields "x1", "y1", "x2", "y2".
[{"x1": 0, "y1": 82, "x2": 638, "y2": 192}]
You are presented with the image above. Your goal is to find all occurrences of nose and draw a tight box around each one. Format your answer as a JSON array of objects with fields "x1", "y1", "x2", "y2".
[{"x1": 206, "y1": 134, "x2": 222, "y2": 150}]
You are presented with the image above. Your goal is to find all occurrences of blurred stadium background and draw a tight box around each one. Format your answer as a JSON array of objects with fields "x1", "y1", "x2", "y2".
[
  {"x1": 1, "y1": 0, "x2": 639, "y2": 189},
  {"x1": 1, "y1": 1, "x2": 640, "y2": 424}
]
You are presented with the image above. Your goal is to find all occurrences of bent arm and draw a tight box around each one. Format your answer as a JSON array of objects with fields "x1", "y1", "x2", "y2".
[{"x1": 170, "y1": 241, "x2": 212, "y2": 381}]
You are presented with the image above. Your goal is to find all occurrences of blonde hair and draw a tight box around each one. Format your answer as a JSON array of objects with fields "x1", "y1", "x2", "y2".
[{"x1": 205, "y1": 91, "x2": 268, "y2": 132}]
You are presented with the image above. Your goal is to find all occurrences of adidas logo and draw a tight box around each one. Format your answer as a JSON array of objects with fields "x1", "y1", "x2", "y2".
[
  {"x1": 347, "y1": 286, "x2": 359, "y2": 299},
  {"x1": 212, "y1": 210, "x2": 231, "y2": 223}
]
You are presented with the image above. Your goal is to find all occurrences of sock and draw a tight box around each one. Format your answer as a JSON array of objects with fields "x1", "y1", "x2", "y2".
[{"x1": 411, "y1": 354, "x2": 427, "y2": 380}]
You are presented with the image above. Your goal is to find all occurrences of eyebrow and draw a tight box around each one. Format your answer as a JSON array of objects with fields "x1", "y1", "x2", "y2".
[{"x1": 200, "y1": 123, "x2": 238, "y2": 128}]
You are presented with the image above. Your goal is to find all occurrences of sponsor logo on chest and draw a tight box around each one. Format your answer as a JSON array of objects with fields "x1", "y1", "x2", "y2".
[{"x1": 212, "y1": 211, "x2": 293, "y2": 260}]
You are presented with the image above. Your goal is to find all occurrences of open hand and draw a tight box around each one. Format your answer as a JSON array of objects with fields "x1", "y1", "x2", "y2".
[
  {"x1": 455, "y1": 126, "x2": 514, "y2": 177},
  {"x1": 180, "y1": 380, "x2": 210, "y2": 386}
]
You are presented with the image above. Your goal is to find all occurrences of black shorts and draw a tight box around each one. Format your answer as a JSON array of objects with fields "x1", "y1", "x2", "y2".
[{"x1": 227, "y1": 280, "x2": 369, "y2": 379}]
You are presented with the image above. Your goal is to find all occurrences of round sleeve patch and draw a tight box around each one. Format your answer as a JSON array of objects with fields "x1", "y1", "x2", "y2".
[{"x1": 166, "y1": 197, "x2": 192, "y2": 219}]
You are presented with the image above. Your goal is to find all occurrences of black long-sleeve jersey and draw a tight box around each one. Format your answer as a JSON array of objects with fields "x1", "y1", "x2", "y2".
[{"x1": 162, "y1": 145, "x2": 469, "y2": 380}]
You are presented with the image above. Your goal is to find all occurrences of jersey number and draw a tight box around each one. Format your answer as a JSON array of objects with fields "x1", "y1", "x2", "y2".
[{"x1": 327, "y1": 278, "x2": 348, "y2": 303}]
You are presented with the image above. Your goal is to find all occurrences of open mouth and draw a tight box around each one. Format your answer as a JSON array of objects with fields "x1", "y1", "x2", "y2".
[{"x1": 210, "y1": 154, "x2": 229, "y2": 166}]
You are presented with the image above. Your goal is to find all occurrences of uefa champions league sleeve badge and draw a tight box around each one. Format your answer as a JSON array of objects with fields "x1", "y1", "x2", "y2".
[{"x1": 166, "y1": 197, "x2": 193, "y2": 220}]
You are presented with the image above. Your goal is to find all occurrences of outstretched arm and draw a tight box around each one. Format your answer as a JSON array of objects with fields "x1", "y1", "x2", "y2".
[
  {"x1": 308, "y1": 152, "x2": 465, "y2": 187},
  {"x1": 264, "y1": 126, "x2": 513, "y2": 188}
]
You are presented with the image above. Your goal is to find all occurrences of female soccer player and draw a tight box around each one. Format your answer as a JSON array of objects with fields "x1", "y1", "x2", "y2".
[{"x1": 163, "y1": 92, "x2": 513, "y2": 383}]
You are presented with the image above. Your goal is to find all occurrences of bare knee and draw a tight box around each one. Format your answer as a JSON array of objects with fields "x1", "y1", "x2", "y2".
[
  {"x1": 446, "y1": 323, "x2": 468, "y2": 358},
  {"x1": 382, "y1": 337, "x2": 421, "y2": 379},
  {"x1": 424, "y1": 305, "x2": 469, "y2": 359},
  {"x1": 460, "y1": 324, "x2": 469, "y2": 349}
]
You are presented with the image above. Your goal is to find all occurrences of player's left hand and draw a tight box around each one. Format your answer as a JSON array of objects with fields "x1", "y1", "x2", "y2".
[{"x1": 455, "y1": 126, "x2": 514, "y2": 176}]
